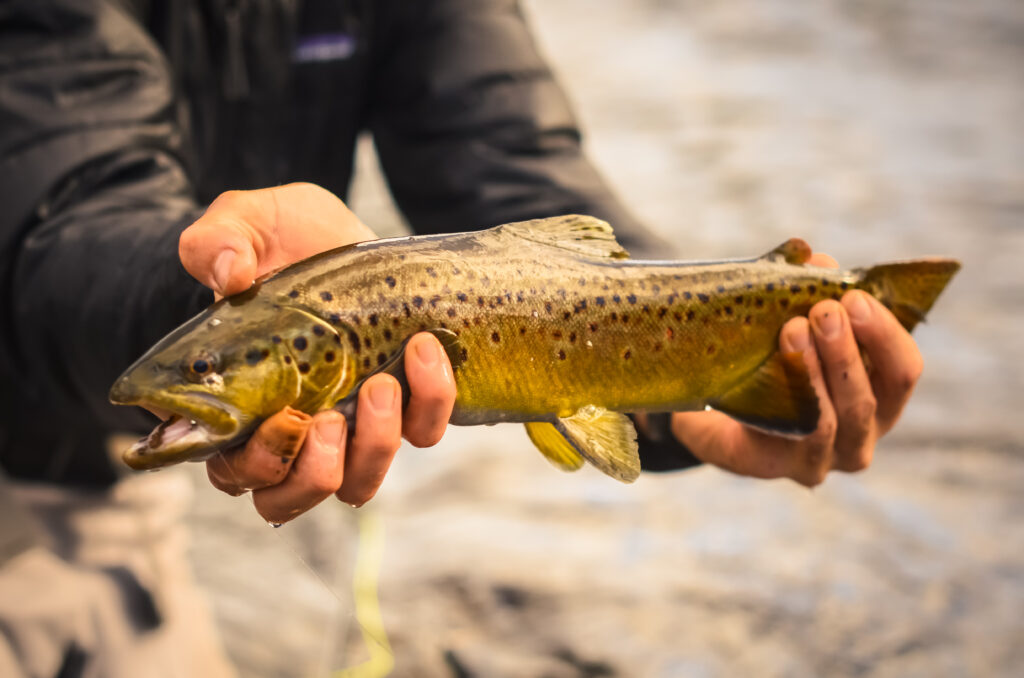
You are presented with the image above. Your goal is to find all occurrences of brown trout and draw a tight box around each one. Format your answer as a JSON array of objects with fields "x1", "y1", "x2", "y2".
[{"x1": 109, "y1": 216, "x2": 959, "y2": 482}]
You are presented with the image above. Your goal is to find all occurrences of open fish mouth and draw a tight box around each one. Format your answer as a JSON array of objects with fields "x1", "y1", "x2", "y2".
[{"x1": 118, "y1": 395, "x2": 244, "y2": 470}]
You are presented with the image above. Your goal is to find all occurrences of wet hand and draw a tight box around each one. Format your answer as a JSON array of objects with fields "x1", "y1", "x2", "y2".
[
  {"x1": 179, "y1": 184, "x2": 456, "y2": 521},
  {"x1": 670, "y1": 253, "x2": 924, "y2": 487}
]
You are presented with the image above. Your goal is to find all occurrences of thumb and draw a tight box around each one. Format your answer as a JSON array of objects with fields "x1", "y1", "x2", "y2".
[{"x1": 179, "y1": 196, "x2": 262, "y2": 298}]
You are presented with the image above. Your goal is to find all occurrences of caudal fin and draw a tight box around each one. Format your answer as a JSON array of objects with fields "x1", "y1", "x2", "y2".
[{"x1": 857, "y1": 259, "x2": 961, "y2": 332}]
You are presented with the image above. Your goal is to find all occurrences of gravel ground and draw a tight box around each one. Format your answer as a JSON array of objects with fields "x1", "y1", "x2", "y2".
[{"x1": 188, "y1": 1, "x2": 1024, "y2": 676}]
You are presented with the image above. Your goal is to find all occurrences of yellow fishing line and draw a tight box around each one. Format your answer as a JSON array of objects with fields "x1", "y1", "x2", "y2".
[{"x1": 333, "y1": 511, "x2": 393, "y2": 678}]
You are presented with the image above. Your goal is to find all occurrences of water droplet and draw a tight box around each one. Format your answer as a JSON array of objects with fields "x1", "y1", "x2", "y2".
[
  {"x1": 209, "y1": 318, "x2": 222, "y2": 327},
  {"x1": 585, "y1": 340, "x2": 593, "y2": 348},
  {"x1": 189, "y1": 420, "x2": 197, "y2": 427},
  {"x1": 531, "y1": 310, "x2": 539, "y2": 318},
  {"x1": 267, "y1": 522, "x2": 283, "y2": 528}
]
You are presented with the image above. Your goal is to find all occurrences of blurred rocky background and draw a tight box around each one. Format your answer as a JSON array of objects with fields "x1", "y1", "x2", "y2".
[{"x1": 185, "y1": 1, "x2": 1023, "y2": 676}]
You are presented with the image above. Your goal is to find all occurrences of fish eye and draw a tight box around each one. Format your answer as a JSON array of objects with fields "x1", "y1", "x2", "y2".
[{"x1": 183, "y1": 353, "x2": 219, "y2": 382}]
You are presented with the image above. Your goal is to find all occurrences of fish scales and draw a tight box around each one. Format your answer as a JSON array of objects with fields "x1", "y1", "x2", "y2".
[{"x1": 109, "y1": 216, "x2": 959, "y2": 481}]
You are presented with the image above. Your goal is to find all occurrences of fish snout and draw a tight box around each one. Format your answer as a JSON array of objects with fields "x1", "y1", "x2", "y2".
[{"x1": 109, "y1": 375, "x2": 141, "y2": 405}]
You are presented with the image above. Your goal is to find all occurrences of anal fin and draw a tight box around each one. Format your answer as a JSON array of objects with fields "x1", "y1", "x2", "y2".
[
  {"x1": 709, "y1": 351, "x2": 820, "y2": 436},
  {"x1": 527, "y1": 406, "x2": 640, "y2": 483}
]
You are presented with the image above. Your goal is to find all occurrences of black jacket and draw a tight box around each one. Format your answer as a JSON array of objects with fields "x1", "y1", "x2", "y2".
[{"x1": 0, "y1": 0, "x2": 695, "y2": 486}]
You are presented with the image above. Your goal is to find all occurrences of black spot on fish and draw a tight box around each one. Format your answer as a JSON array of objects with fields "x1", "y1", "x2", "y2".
[
  {"x1": 298, "y1": 362, "x2": 310, "y2": 374},
  {"x1": 447, "y1": 308, "x2": 457, "y2": 318},
  {"x1": 589, "y1": 322, "x2": 598, "y2": 332},
  {"x1": 652, "y1": 284, "x2": 661, "y2": 294},
  {"x1": 377, "y1": 353, "x2": 387, "y2": 366},
  {"x1": 578, "y1": 277, "x2": 587, "y2": 286},
  {"x1": 313, "y1": 325, "x2": 325, "y2": 337},
  {"x1": 558, "y1": 349, "x2": 566, "y2": 360},
  {"x1": 293, "y1": 336, "x2": 308, "y2": 351},
  {"x1": 623, "y1": 349, "x2": 632, "y2": 360},
  {"x1": 364, "y1": 336, "x2": 373, "y2": 349},
  {"x1": 477, "y1": 296, "x2": 486, "y2": 307},
  {"x1": 613, "y1": 294, "x2": 621, "y2": 303},
  {"x1": 621, "y1": 313, "x2": 630, "y2": 323},
  {"x1": 734, "y1": 295, "x2": 744, "y2": 304},
  {"x1": 459, "y1": 347, "x2": 469, "y2": 362},
  {"x1": 347, "y1": 331, "x2": 361, "y2": 352},
  {"x1": 569, "y1": 332, "x2": 576, "y2": 343},
  {"x1": 552, "y1": 330, "x2": 563, "y2": 339},
  {"x1": 272, "y1": 335, "x2": 281, "y2": 344},
  {"x1": 755, "y1": 298, "x2": 764, "y2": 308},
  {"x1": 320, "y1": 291, "x2": 333, "y2": 301},
  {"x1": 329, "y1": 314, "x2": 341, "y2": 325},
  {"x1": 574, "y1": 300, "x2": 588, "y2": 313},
  {"x1": 383, "y1": 329, "x2": 393, "y2": 341},
  {"x1": 698, "y1": 293, "x2": 710, "y2": 303},
  {"x1": 745, "y1": 282, "x2": 754, "y2": 290},
  {"x1": 610, "y1": 312, "x2": 618, "y2": 321},
  {"x1": 707, "y1": 345, "x2": 716, "y2": 355},
  {"x1": 363, "y1": 357, "x2": 371, "y2": 369},
  {"x1": 766, "y1": 283, "x2": 775, "y2": 292},
  {"x1": 684, "y1": 291, "x2": 693, "y2": 300},
  {"x1": 790, "y1": 284, "x2": 802, "y2": 294},
  {"x1": 595, "y1": 296, "x2": 606, "y2": 307},
  {"x1": 658, "y1": 307, "x2": 668, "y2": 318},
  {"x1": 562, "y1": 311, "x2": 572, "y2": 320},
  {"x1": 333, "y1": 334, "x2": 341, "y2": 345},
  {"x1": 717, "y1": 285, "x2": 726, "y2": 293},
  {"x1": 520, "y1": 326, "x2": 526, "y2": 335},
  {"x1": 385, "y1": 276, "x2": 396, "y2": 288},
  {"x1": 744, "y1": 315, "x2": 753, "y2": 325},
  {"x1": 288, "y1": 290, "x2": 299, "y2": 299},
  {"x1": 779, "y1": 298, "x2": 790, "y2": 309},
  {"x1": 412, "y1": 296, "x2": 424, "y2": 309},
  {"x1": 491, "y1": 331, "x2": 500, "y2": 343},
  {"x1": 545, "y1": 302, "x2": 553, "y2": 313},
  {"x1": 245, "y1": 349, "x2": 263, "y2": 365},
  {"x1": 686, "y1": 310, "x2": 696, "y2": 321},
  {"x1": 426, "y1": 266, "x2": 437, "y2": 278},
  {"x1": 556, "y1": 288, "x2": 567, "y2": 298},
  {"x1": 325, "y1": 351, "x2": 335, "y2": 363},
  {"x1": 724, "y1": 306, "x2": 733, "y2": 315},
  {"x1": 284, "y1": 356, "x2": 292, "y2": 364},
  {"x1": 352, "y1": 315, "x2": 361, "y2": 326},
  {"x1": 840, "y1": 281, "x2": 849, "y2": 290},
  {"x1": 457, "y1": 292, "x2": 468, "y2": 302},
  {"x1": 369, "y1": 314, "x2": 379, "y2": 326},
  {"x1": 808, "y1": 284, "x2": 817, "y2": 295},
  {"x1": 653, "y1": 343, "x2": 662, "y2": 352}
]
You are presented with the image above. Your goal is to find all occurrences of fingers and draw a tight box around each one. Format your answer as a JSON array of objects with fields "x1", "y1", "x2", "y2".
[
  {"x1": 180, "y1": 190, "x2": 264, "y2": 297},
  {"x1": 335, "y1": 374, "x2": 403, "y2": 508},
  {"x1": 179, "y1": 183, "x2": 375, "y2": 299},
  {"x1": 808, "y1": 300, "x2": 877, "y2": 472},
  {"x1": 842, "y1": 291, "x2": 923, "y2": 434},
  {"x1": 252, "y1": 411, "x2": 348, "y2": 524},
  {"x1": 402, "y1": 333, "x2": 456, "y2": 447},
  {"x1": 207, "y1": 407, "x2": 311, "y2": 495}
]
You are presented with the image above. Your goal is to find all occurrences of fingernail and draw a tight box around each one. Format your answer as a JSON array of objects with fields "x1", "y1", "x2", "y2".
[
  {"x1": 213, "y1": 249, "x2": 235, "y2": 293},
  {"x1": 413, "y1": 336, "x2": 440, "y2": 367},
  {"x1": 813, "y1": 309, "x2": 842, "y2": 339},
  {"x1": 845, "y1": 292, "x2": 871, "y2": 324},
  {"x1": 314, "y1": 415, "x2": 346, "y2": 448},
  {"x1": 367, "y1": 379, "x2": 398, "y2": 413},
  {"x1": 782, "y1": 323, "x2": 811, "y2": 352}
]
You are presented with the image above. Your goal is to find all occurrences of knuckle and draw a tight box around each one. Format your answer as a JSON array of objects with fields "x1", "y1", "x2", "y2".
[
  {"x1": 841, "y1": 397, "x2": 877, "y2": 427},
  {"x1": 210, "y1": 189, "x2": 245, "y2": 210}
]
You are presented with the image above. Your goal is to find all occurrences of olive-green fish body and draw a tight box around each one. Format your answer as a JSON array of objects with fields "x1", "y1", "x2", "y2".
[{"x1": 110, "y1": 216, "x2": 959, "y2": 482}]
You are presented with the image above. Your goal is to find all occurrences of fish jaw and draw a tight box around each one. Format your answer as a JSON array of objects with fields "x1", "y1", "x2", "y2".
[{"x1": 110, "y1": 381, "x2": 248, "y2": 469}]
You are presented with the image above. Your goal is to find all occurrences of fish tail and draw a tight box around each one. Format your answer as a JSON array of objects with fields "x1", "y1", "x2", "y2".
[{"x1": 856, "y1": 259, "x2": 960, "y2": 332}]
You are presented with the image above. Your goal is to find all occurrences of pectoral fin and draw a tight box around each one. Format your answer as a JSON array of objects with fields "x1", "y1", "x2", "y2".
[
  {"x1": 333, "y1": 328, "x2": 464, "y2": 425},
  {"x1": 524, "y1": 406, "x2": 640, "y2": 483},
  {"x1": 708, "y1": 351, "x2": 820, "y2": 436},
  {"x1": 524, "y1": 422, "x2": 585, "y2": 472}
]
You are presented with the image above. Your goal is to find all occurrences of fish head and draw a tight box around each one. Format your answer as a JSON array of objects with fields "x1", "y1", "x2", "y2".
[{"x1": 110, "y1": 294, "x2": 353, "y2": 470}]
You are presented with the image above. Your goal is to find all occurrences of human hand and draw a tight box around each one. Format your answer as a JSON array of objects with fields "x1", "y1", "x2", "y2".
[
  {"x1": 178, "y1": 183, "x2": 456, "y2": 521},
  {"x1": 670, "y1": 253, "x2": 923, "y2": 487}
]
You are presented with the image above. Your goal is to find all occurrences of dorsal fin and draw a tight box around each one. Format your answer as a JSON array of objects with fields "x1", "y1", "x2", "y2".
[
  {"x1": 762, "y1": 238, "x2": 812, "y2": 265},
  {"x1": 708, "y1": 351, "x2": 820, "y2": 435},
  {"x1": 499, "y1": 215, "x2": 630, "y2": 259}
]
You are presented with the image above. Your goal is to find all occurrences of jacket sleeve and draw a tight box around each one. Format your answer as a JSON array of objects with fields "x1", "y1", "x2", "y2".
[
  {"x1": 0, "y1": 0, "x2": 208, "y2": 482},
  {"x1": 368, "y1": 0, "x2": 699, "y2": 471}
]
